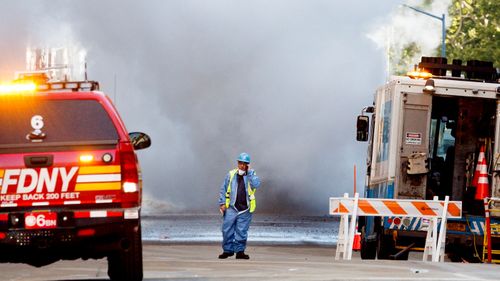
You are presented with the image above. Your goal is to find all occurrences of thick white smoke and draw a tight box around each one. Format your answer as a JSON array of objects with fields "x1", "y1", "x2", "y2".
[{"x1": 0, "y1": 0, "x2": 436, "y2": 215}]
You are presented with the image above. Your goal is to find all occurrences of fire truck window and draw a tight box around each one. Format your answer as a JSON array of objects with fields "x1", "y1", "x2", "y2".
[{"x1": 0, "y1": 98, "x2": 119, "y2": 146}]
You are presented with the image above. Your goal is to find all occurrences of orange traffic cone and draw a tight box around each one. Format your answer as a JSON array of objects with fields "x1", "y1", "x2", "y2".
[
  {"x1": 353, "y1": 232, "x2": 361, "y2": 251},
  {"x1": 352, "y1": 225, "x2": 361, "y2": 251},
  {"x1": 474, "y1": 145, "x2": 490, "y2": 200}
]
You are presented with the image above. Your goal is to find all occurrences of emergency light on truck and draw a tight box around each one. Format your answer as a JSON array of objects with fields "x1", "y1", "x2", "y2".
[
  {"x1": 407, "y1": 70, "x2": 433, "y2": 79},
  {"x1": 1, "y1": 71, "x2": 99, "y2": 94},
  {"x1": 0, "y1": 82, "x2": 37, "y2": 93}
]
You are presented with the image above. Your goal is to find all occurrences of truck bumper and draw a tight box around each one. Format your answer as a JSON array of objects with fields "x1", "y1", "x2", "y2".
[{"x1": 0, "y1": 208, "x2": 140, "y2": 265}]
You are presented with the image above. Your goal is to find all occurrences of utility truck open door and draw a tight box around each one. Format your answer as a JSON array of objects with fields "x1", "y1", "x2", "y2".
[{"x1": 397, "y1": 92, "x2": 432, "y2": 199}]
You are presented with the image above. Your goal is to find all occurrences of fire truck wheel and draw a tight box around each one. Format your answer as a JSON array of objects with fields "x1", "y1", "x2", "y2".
[
  {"x1": 360, "y1": 226, "x2": 376, "y2": 260},
  {"x1": 107, "y1": 223, "x2": 143, "y2": 281}
]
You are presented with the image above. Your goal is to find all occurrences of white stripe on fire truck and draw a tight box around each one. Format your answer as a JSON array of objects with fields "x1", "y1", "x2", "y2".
[
  {"x1": 32, "y1": 202, "x2": 50, "y2": 206},
  {"x1": 76, "y1": 174, "x2": 121, "y2": 183},
  {"x1": 96, "y1": 199, "x2": 113, "y2": 204},
  {"x1": 64, "y1": 200, "x2": 81, "y2": 205},
  {"x1": 74, "y1": 210, "x2": 123, "y2": 218},
  {"x1": 90, "y1": 211, "x2": 107, "y2": 218},
  {"x1": 0, "y1": 179, "x2": 2, "y2": 185},
  {"x1": 0, "y1": 203, "x2": 17, "y2": 207}
]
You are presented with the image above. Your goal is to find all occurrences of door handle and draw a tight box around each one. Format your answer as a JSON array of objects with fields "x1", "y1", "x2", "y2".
[{"x1": 24, "y1": 155, "x2": 53, "y2": 168}]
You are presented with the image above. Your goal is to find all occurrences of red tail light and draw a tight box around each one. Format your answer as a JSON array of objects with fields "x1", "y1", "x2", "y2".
[{"x1": 119, "y1": 142, "x2": 139, "y2": 193}]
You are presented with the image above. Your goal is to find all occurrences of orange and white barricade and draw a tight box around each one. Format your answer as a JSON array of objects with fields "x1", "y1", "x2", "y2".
[{"x1": 330, "y1": 193, "x2": 462, "y2": 262}]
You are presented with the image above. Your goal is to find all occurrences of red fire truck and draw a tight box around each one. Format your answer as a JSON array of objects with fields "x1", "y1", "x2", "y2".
[{"x1": 0, "y1": 71, "x2": 150, "y2": 281}]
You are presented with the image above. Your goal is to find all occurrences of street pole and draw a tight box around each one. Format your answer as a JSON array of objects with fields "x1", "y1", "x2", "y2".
[
  {"x1": 403, "y1": 4, "x2": 446, "y2": 58},
  {"x1": 441, "y1": 13, "x2": 446, "y2": 58}
]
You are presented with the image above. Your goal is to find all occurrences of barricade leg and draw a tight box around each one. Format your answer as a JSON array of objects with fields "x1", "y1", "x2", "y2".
[
  {"x1": 434, "y1": 196, "x2": 449, "y2": 262},
  {"x1": 346, "y1": 193, "x2": 359, "y2": 260},
  {"x1": 423, "y1": 217, "x2": 436, "y2": 261},
  {"x1": 335, "y1": 193, "x2": 350, "y2": 260},
  {"x1": 423, "y1": 196, "x2": 439, "y2": 262},
  {"x1": 335, "y1": 214, "x2": 349, "y2": 260}
]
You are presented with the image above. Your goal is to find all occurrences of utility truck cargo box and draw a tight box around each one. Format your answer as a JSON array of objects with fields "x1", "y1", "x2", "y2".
[{"x1": 356, "y1": 57, "x2": 500, "y2": 262}]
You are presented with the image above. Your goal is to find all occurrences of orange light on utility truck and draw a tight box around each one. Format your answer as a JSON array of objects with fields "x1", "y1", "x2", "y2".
[{"x1": 407, "y1": 70, "x2": 433, "y2": 79}]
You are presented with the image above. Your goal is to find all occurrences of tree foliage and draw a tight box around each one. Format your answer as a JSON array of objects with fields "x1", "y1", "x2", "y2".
[
  {"x1": 392, "y1": 42, "x2": 422, "y2": 75},
  {"x1": 445, "y1": 0, "x2": 500, "y2": 67}
]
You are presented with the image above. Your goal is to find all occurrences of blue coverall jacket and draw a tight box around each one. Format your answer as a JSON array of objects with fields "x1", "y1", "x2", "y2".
[
  {"x1": 218, "y1": 169, "x2": 261, "y2": 209},
  {"x1": 219, "y1": 169, "x2": 261, "y2": 253}
]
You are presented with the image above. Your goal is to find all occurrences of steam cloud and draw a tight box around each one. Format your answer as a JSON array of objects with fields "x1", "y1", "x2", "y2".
[
  {"x1": 0, "y1": 0, "x2": 445, "y2": 214},
  {"x1": 367, "y1": 0, "x2": 452, "y2": 75}
]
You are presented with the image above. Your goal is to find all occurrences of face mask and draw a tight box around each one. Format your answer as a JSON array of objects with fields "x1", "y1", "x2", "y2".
[{"x1": 238, "y1": 169, "x2": 246, "y2": 176}]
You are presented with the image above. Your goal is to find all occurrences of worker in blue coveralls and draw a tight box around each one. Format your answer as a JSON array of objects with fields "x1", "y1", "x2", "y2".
[{"x1": 218, "y1": 152, "x2": 261, "y2": 259}]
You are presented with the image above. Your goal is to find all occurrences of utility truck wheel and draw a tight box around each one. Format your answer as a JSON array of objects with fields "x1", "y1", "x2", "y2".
[
  {"x1": 108, "y1": 223, "x2": 143, "y2": 281},
  {"x1": 360, "y1": 226, "x2": 376, "y2": 260},
  {"x1": 376, "y1": 232, "x2": 396, "y2": 260}
]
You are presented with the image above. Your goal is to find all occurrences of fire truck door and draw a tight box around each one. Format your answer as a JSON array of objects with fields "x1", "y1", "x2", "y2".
[{"x1": 398, "y1": 92, "x2": 432, "y2": 199}]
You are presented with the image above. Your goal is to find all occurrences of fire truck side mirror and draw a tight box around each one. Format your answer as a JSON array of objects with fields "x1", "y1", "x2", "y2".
[
  {"x1": 356, "y1": 115, "x2": 370, "y2": 142},
  {"x1": 129, "y1": 132, "x2": 152, "y2": 150}
]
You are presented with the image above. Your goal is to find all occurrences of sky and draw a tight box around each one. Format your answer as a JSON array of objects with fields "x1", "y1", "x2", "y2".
[{"x1": 0, "y1": 0, "x2": 449, "y2": 214}]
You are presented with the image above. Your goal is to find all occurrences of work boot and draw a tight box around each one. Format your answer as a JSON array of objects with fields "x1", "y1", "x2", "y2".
[
  {"x1": 236, "y1": 251, "x2": 250, "y2": 259},
  {"x1": 218, "y1": 252, "x2": 234, "y2": 259}
]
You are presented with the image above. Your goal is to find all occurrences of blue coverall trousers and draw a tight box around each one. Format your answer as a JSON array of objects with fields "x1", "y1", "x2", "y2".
[{"x1": 222, "y1": 207, "x2": 252, "y2": 253}]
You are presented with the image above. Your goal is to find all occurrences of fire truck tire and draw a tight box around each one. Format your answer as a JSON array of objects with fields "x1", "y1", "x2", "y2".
[
  {"x1": 360, "y1": 226, "x2": 376, "y2": 260},
  {"x1": 376, "y1": 232, "x2": 396, "y2": 260},
  {"x1": 107, "y1": 223, "x2": 143, "y2": 281}
]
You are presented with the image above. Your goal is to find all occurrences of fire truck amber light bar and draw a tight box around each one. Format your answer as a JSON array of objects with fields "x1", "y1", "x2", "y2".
[
  {"x1": 65, "y1": 83, "x2": 78, "y2": 89},
  {"x1": 80, "y1": 82, "x2": 93, "y2": 89},
  {"x1": 123, "y1": 182, "x2": 138, "y2": 193},
  {"x1": 37, "y1": 81, "x2": 100, "y2": 92},
  {"x1": 0, "y1": 82, "x2": 37, "y2": 93}
]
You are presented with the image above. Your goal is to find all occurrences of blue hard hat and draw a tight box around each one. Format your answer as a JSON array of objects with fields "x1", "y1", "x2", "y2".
[{"x1": 237, "y1": 152, "x2": 251, "y2": 163}]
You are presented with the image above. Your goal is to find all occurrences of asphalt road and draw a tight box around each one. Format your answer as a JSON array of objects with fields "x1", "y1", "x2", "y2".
[{"x1": 0, "y1": 243, "x2": 498, "y2": 281}]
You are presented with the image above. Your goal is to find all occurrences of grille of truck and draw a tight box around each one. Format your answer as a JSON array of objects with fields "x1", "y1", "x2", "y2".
[{"x1": 8, "y1": 230, "x2": 74, "y2": 247}]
